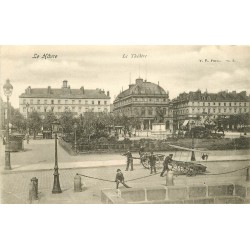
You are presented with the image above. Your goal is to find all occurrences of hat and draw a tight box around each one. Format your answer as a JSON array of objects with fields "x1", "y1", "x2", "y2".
[
  {"x1": 151, "y1": 151, "x2": 154, "y2": 154},
  {"x1": 117, "y1": 169, "x2": 121, "y2": 172},
  {"x1": 169, "y1": 154, "x2": 173, "y2": 156}
]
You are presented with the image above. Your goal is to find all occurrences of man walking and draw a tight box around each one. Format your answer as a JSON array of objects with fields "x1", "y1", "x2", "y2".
[
  {"x1": 122, "y1": 150, "x2": 133, "y2": 171},
  {"x1": 115, "y1": 169, "x2": 130, "y2": 189},
  {"x1": 139, "y1": 146, "x2": 145, "y2": 163},
  {"x1": 149, "y1": 151, "x2": 157, "y2": 174},
  {"x1": 160, "y1": 153, "x2": 173, "y2": 177}
]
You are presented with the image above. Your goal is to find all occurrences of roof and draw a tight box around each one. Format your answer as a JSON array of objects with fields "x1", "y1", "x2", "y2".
[
  {"x1": 19, "y1": 88, "x2": 110, "y2": 99},
  {"x1": 115, "y1": 78, "x2": 168, "y2": 101},
  {"x1": 172, "y1": 90, "x2": 250, "y2": 103}
]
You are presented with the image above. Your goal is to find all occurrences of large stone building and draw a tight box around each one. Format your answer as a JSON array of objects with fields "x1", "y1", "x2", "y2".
[
  {"x1": 171, "y1": 90, "x2": 250, "y2": 130},
  {"x1": 113, "y1": 78, "x2": 172, "y2": 130},
  {"x1": 19, "y1": 80, "x2": 111, "y2": 118}
]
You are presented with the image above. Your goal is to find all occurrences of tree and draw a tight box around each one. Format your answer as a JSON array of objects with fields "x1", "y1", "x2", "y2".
[
  {"x1": 43, "y1": 111, "x2": 57, "y2": 132},
  {"x1": 10, "y1": 108, "x2": 26, "y2": 133},
  {"x1": 59, "y1": 111, "x2": 75, "y2": 135},
  {"x1": 28, "y1": 111, "x2": 42, "y2": 139},
  {"x1": 235, "y1": 113, "x2": 250, "y2": 134}
]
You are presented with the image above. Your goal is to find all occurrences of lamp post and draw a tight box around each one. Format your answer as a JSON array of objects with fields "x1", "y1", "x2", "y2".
[
  {"x1": 74, "y1": 123, "x2": 77, "y2": 153},
  {"x1": 52, "y1": 119, "x2": 62, "y2": 194},
  {"x1": 190, "y1": 120, "x2": 196, "y2": 161},
  {"x1": 3, "y1": 79, "x2": 13, "y2": 170}
]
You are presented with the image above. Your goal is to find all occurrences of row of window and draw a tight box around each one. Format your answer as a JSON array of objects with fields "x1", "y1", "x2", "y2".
[
  {"x1": 116, "y1": 107, "x2": 167, "y2": 116},
  {"x1": 176, "y1": 102, "x2": 248, "y2": 108},
  {"x1": 116, "y1": 97, "x2": 167, "y2": 107},
  {"x1": 22, "y1": 99, "x2": 108, "y2": 105},
  {"x1": 175, "y1": 107, "x2": 248, "y2": 115},
  {"x1": 191, "y1": 102, "x2": 247, "y2": 107},
  {"x1": 23, "y1": 106, "x2": 108, "y2": 113}
]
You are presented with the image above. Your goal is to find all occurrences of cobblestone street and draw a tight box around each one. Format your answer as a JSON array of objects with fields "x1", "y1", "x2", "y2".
[
  {"x1": 1, "y1": 139, "x2": 249, "y2": 204},
  {"x1": 1, "y1": 160, "x2": 249, "y2": 204}
]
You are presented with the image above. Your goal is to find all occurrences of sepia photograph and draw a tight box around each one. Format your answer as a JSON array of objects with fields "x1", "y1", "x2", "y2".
[{"x1": 0, "y1": 45, "x2": 250, "y2": 204}]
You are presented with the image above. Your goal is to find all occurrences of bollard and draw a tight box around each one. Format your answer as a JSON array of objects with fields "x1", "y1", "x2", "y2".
[
  {"x1": 74, "y1": 173, "x2": 82, "y2": 192},
  {"x1": 29, "y1": 178, "x2": 38, "y2": 202},
  {"x1": 246, "y1": 167, "x2": 250, "y2": 182},
  {"x1": 31, "y1": 177, "x2": 38, "y2": 199},
  {"x1": 166, "y1": 170, "x2": 174, "y2": 186},
  {"x1": 29, "y1": 180, "x2": 35, "y2": 202}
]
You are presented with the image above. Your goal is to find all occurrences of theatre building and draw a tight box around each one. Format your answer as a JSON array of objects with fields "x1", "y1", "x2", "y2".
[
  {"x1": 19, "y1": 80, "x2": 111, "y2": 118},
  {"x1": 113, "y1": 78, "x2": 172, "y2": 131}
]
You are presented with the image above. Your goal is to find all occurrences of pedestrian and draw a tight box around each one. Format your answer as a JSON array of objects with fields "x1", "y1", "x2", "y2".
[
  {"x1": 139, "y1": 146, "x2": 145, "y2": 163},
  {"x1": 160, "y1": 153, "x2": 173, "y2": 177},
  {"x1": 122, "y1": 150, "x2": 134, "y2": 171},
  {"x1": 115, "y1": 169, "x2": 130, "y2": 189},
  {"x1": 149, "y1": 151, "x2": 157, "y2": 174},
  {"x1": 26, "y1": 133, "x2": 30, "y2": 144}
]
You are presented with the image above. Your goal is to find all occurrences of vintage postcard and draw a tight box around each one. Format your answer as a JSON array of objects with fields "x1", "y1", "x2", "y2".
[{"x1": 0, "y1": 45, "x2": 249, "y2": 204}]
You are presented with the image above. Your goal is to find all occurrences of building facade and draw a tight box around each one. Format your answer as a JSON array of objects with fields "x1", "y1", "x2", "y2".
[
  {"x1": 19, "y1": 80, "x2": 111, "y2": 118},
  {"x1": 113, "y1": 78, "x2": 172, "y2": 130},
  {"x1": 171, "y1": 90, "x2": 250, "y2": 130}
]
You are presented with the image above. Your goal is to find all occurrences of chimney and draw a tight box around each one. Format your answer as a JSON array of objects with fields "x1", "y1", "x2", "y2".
[
  {"x1": 62, "y1": 80, "x2": 68, "y2": 88},
  {"x1": 48, "y1": 86, "x2": 51, "y2": 94},
  {"x1": 26, "y1": 86, "x2": 31, "y2": 94},
  {"x1": 107, "y1": 91, "x2": 110, "y2": 97},
  {"x1": 80, "y1": 86, "x2": 85, "y2": 94},
  {"x1": 128, "y1": 84, "x2": 134, "y2": 89}
]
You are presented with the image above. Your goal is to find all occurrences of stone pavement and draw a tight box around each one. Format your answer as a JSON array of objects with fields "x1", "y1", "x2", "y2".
[
  {"x1": 0, "y1": 139, "x2": 249, "y2": 172},
  {"x1": 1, "y1": 139, "x2": 249, "y2": 204},
  {"x1": 1, "y1": 159, "x2": 249, "y2": 204}
]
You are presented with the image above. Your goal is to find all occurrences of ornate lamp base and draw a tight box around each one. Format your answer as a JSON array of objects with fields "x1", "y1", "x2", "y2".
[{"x1": 52, "y1": 173, "x2": 62, "y2": 194}]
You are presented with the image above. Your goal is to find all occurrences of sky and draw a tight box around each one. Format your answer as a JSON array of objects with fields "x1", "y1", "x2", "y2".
[{"x1": 0, "y1": 45, "x2": 250, "y2": 108}]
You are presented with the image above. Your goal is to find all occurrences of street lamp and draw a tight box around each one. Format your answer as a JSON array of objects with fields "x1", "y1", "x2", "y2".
[
  {"x1": 3, "y1": 79, "x2": 13, "y2": 170},
  {"x1": 190, "y1": 120, "x2": 196, "y2": 161},
  {"x1": 52, "y1": 119, "x2": 62, "y2": 194},
  {"x1": 74, "y1": 123, "x2": 77, "y2": 153}
]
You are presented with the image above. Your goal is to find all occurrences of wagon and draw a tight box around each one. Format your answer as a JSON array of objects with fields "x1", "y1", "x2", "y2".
[
  {"x1": 169, "y1": 160, "x2": 207, "y2": 176},
  {"x1": 164, "y1": 143, "x2": 208, "y2": 176}
]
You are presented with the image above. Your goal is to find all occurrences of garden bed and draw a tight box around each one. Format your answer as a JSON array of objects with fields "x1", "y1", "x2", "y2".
[{"x1": 59, "y1": 136, "x2": 250, "y2": 155}]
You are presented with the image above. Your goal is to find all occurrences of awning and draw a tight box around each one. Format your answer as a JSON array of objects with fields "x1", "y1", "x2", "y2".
[{"x1": 182, "y1": 120, "x2": 189, "y2": 126}]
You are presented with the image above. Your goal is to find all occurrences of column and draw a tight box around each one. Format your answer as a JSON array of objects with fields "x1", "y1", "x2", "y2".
[{"x1": 141, "y1": 120, "x2": 144, "y2": 130}]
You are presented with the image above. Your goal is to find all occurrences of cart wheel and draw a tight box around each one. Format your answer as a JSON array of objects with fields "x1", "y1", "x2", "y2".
[
  {"x1": 192, "y1": 169, "x2": 198, "y2": 176},
  {"x1": 179, "y1": 165, "x2": 186, "y2": 174},
  {"x1": 187, "y1": 167, "x2": 198, "y2": 176},
  {"x1": 141, "y1": 156, "x2": 150, "y2": 169},
  {"x1": 186, "y1": 168, "x2": 194, "y2": 176}
]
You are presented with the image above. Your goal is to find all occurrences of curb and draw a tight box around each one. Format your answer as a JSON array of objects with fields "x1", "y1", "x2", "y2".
[
  {"x1": 1, "y1": 158, "x2": 250, "y2": 175},
  {"x1": 0, "y1": 163, "x2": 142, "y2": 175}
]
